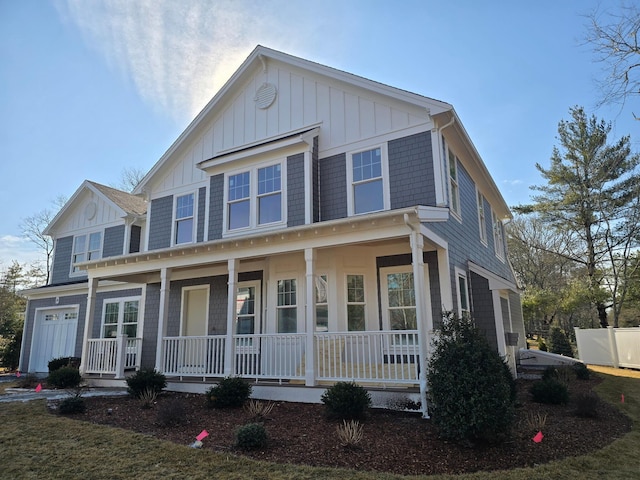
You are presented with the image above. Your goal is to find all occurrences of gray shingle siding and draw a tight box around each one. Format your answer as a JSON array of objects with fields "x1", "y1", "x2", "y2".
[
  {"x1": 208, "y1": 174, "x2": 224, "y2": 240},
  {"x1": 197, "y1": 186, "x2": 206, "y2": 242},
  {"x1": 103, "y1": 225, "x2": 125, "y2": 258},
  {"x1": 287, "y1": 152, "x2": 305, "y2": 227},
  {"x1": 148, "y1": 195, "x2": 173, "y2": 250},
  {"x1": 50, "y1": 236, "x2": 74, "y2": 285},
  {"x1": 141, "y1": 284, "x2": 160, "y2": 369},
  {"x1": 319, "y1": 153, "x2": 347, "y2": 221},
  {"x1": 21, "y1": 294, "x2": 87, "y2": 372},
  {"x1": 388, "y1": 132, "x2": 436, "y2": 208},
  {"x1": 469, "y1": 272, "x2": 497, "y2": 350}
]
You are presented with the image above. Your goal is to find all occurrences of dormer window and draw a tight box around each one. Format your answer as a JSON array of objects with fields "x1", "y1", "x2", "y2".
[
  {"x1": 175, "y1": 193, "x2": 195, "y2": 244},
  {"x1": 71, "y1": 231, "x2": 102, "y2": 273}
]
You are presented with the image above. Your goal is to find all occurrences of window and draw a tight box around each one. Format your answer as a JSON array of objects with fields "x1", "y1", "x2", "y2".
[
  {"x1": 71, "y1": 231, "x2": 102, "y2": 273},
  {"x1": 477, "y1": 191, "x2": 487, "y2": 244},
  {"x1": 226, "y1": 163, "x2": 283, "y2": 233},
  {"x1": 346, "y1": 274, "x2": 365, "y2": 331},
  {"x1": 277, "y1": 279, "x2": 297, "y2": 333},
  {"x1": 492, "y1": 210, "x2": 505, "y2": 260},
  {"x1": 175, "y1": 193, "x2": 195, "y2": 244},
  {"x1": 347, "y1": 146, "x2": 389, "y2": 215},
  {"x1": 315, "y1": 275, "x2": 328, "y2": 331},
  {"x1": 385, "y1": 271, "x2": 417, "y2": 331},
  {"x1": 455, "y1": 268, "x2": 470, "y2": 319},
  {"x1": 448, "y1": 149, "x2": 461, "y2": 218},
  {"x1": 102, "y1": 298, "x2": 139, "y2": 338}
]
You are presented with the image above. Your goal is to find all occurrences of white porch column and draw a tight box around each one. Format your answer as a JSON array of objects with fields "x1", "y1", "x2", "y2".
[
  {"x1": 409, "y1": 230, "x2": 429, "y2": 419},
  {"x1": 79, "y1": 276, "x2": 99, "y2": 375},
  {"x1": 115, "y1": 334, "x2": 128, "y2": 379},
  {"x1": 492, "y1": 290, "x2": 507, "y2": 357},
  {"x1": 154, "y1": 268, "x2": 172, "y2": 371},
  {"x1": 224, "y1": 258, "x2": 239, "y2": 377},
  {"x1": 304, "y1": 248, "x2": 316, "y2": 386}
]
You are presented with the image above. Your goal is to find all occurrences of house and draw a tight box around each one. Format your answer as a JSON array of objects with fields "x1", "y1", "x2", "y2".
[{"x1": 19, "y1": 46, "x2": 526, "y2": 417}]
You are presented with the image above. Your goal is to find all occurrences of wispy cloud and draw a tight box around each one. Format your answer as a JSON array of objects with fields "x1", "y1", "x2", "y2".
[
  {"x1": 55, "y1": 0, "x2": 324, "y2": 122},
  {"x1": 0, "y1": 235, "x2": 43, "y2": 269}
]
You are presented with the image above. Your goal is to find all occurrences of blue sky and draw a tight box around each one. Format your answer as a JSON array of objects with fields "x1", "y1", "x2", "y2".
[{"x1": 1, "y1": 0, "x2": 638, "y2": 270}]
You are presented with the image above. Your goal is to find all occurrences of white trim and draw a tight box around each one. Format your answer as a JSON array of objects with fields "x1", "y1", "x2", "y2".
[
  {"x1": 69, "y1": 230, "x2": 103, "y2": 277},
  {"x1": 468, "y1": 262, "x2": 519, "y2": 292},
  {"x1": 454, "y1": 267, "x2": 470, "y2": 318},
  {"x1": 476, "y1": 188, "x2": 488, "y2": 246},
  {"x1": 99, "y1": 295, "x2": 142, "y2": 339},
  {"x1": 346, "y1": 143, "x2": 390, "y2": 216},
  {"x1": 380, "y1": 265, "x2": 417, "y2": 331},
  {"x1": 345, "y1": 272, "x2": 367, "y2": 331},
  {"x1": 172, "y1": 191, "x2": 197, "y2": 246},
  {"x1": 29, "y1": 304, "x2": 81, "y2": 372},
  {"x1": 235, "y1": 280, "x2": 262, "y2": 336},
  {"x1": 446, "y1": 146, "x2": 462, "y2": 222}
]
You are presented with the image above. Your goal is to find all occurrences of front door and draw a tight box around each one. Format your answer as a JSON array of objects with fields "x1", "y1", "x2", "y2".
[{"x1": 181, "y1": 286, "x2": 209, "y2": 336}]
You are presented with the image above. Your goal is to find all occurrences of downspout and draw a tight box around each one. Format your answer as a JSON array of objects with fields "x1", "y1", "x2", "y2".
[{"x1": 404, "y1": 212, "x2": 430, "y2": 419}]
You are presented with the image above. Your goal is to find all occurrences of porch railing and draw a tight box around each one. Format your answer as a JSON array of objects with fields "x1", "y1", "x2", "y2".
[
  {"x1": 162, "y1": 335, "x2": 226, "y2": 376},
  {"x1": 85, "y1": 336, "x2": 142, "y2": 376}
]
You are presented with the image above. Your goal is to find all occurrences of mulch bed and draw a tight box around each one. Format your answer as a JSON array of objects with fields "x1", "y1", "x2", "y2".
[{"x1": 57, "y1": 376, "x2": 631, "y2": 477}]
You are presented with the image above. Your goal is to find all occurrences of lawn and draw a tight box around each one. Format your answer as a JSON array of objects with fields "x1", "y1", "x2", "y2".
[{"x1": 0, "y1": 367, "x2": 638, "y2": 480}]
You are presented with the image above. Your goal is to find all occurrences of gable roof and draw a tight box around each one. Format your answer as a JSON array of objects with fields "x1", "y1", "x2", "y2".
[
  {"x1": 133, "y1": 45, "x2": 453, "y2": 196},
  {"x1": 44, "y1": 180, "x2": 147, "y2": 236}
]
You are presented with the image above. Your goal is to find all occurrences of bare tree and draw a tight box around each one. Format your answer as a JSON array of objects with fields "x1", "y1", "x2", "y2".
[
  {"x1": 114, "y1": 166, "x2": 147, "y2": 192},
  {"x1": 585, "y1": 4, "x2": 640, "y2": 109}
]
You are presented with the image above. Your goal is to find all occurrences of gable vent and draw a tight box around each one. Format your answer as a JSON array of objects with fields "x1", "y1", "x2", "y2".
[{"x1": 254, "y1": 82, "x2": 277, "y2": 109}]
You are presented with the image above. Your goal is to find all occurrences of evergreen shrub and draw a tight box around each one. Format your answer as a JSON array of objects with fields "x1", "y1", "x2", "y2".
[
  {"x1": 126, "y1": 369, "x2": 167, "y2": 398},
  {"x1": 206, "y1": 376, "x2": 252, "y2": 408},
  {"x1": 530, "y1": 378, "x2": 569, "y2": 405},
  {"x1": 321, "y1": 381, "x2": 371, "y2": 419},
  {"x1": 47, "y1": 366, "x2": 82, "y2": 389},
  {"x1": 235, "y1": 423, "x2": 268, "y2": 450}
]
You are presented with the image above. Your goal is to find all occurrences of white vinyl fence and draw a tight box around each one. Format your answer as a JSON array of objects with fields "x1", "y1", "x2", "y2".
[{"x1": 574, "y1": 327, "x2": 640, "y2": 369}]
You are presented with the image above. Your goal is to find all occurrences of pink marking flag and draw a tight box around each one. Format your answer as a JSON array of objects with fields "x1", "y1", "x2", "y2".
[
  {"x1": 532, "y1": 431, "x2": 544, "y2": 443},
  {"x1": 621, "y1": 394, "x2": 625, "y2": 403},
  {"x1": 35, "y1": 383, "x2": 42, "y2": 393},
  {"x1": 196, "y1": 430, "x2": 209, "y2": 441},
  {"x1": 16, "y1": 371, "x2": 21, "y2": 378}
]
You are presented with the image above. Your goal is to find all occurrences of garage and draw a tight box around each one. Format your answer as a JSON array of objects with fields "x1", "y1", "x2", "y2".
[{"x1": 30, "y1": 307, "x2": 79, "y2": 372}]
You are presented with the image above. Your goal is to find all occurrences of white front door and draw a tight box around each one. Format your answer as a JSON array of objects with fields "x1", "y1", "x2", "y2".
[
  {"x1": 181, "y1": 286, "x2": 209, "y2": 336},
  {"x1": 30, "y1": 307, "x2": 79, "y2": 372}
]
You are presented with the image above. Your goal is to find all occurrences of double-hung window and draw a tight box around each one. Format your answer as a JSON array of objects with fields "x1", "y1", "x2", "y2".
[
  {"x1": 347, "y1": 146, "x2": 389, "y2": 215},
  {"x1": 455, "y1": 268, "x2": 470, "y2": 319},
  {"x1": 71, "y1": 231, "x2": 102, "y2": 273},
  {"x1": 492, "y1": 210, "x2": 505, "y2": 260},
  {"x1": 477, "y1": 191, "x2": 488, "y2": 245},
  {"x1": 448, "y1": 149, "x2": 461, "y2": 218},
  {"x1": 346, "y1": 274, "x2": 365, "y2": 331},
  {"x1": 276, "y1": 279, "x2": 297, "y2": 333},
  {"x1": 226, "y1": 163, "x2": 284, "y2": 233},
  {"x1": 175, "y1": 193, "x2": 195, "y2": 244},
  {"x1": 315, "y1": 275, "x2": 329, "y2": 332},
  {"x1": 102, "y1": 298, "x2": 140, "y2": 338}
]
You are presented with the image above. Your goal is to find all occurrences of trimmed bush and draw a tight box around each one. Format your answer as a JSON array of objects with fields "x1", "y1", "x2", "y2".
[
  {"x1": 126, "y1": 369, "x2": 167, "y2": 398},
  {"x1": 321, "y1": 381, "x2": 371, "y2": 420},
  {"x1": 235, "y1": 423, "x2": 268, "y2": 450},
  {"x1": 206, "y1": 376, "x2": 251, "y2": 408},
  {"x1": 572, "y1": 362, "x2": 590, "y2": 380},
  {"x1": 48, "y1": 356, "x2": 81, "y2": 373},
  {"x1": 530, "y1": 378, "x2": 569, "y2": 405},
  {"x1": 47, "y1": 366, "x2": 82, "y2": 389},
  {"x1": 427, "y1": 313, "x2": 515, "y2": 445},
  {"x1": 573, "y1": 392, "x2": 600, "y2": 418},
  {"x1": 58, "y1": 396, "x2": 86, "y2": 414}
]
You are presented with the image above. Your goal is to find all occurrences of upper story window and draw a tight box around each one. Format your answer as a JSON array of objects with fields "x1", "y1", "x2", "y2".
[
  {"x1": 347, "y1": 145, "x2": 389, "y2": 216},
  {"x1": 477, "y1": 190, "x2": 488, "y2": 245},
  {"x1": 455, "y1": 267, "x2": 470, "y2": 319},
  {"x1": 226, "y1": 162, "x2": 284, "y2": 234},
  {"x1": 448, "y1": 149, "x2": 461, "y2": 219},
  {"x1": 492, "y1": 210, "x2": 505, "y2": 261},
  {"x1": 175, "y1": 193, "x2": 195, "y2": 245},
  {"x1": 71, "y1": 231, "x2": 102, "y2": 273}
]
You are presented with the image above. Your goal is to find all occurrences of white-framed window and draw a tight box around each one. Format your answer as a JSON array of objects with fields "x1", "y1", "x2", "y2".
[
  {"x1": 448, "y1": 148, "x2": 461, "y2": 219},
  {"x1": 276, "y1": 279, "x2": 297, "y2": 333},
  {"x1": 174, "y1": 192, "x2": 195, "y2": 245},
  {"x1": 346, "y1": 274, "x2": 366, "y2": 331},
  {"x1": 454, "y1": 267, "x2": 470, "y2": 319},
  {"x1": 477, "y1": 190, "x2": 488, "y2": 245},
  {"x1": 101, "y1": 297, "x2": 140, "y2": 338},
  {"x1": 492, "y1": 210, "x2": 505, "y2": 260},
  {"x1": 71, "y1": 231, "x2": 102, "y2": 273},
  {"x1": 381, "y1": 266, "x2": 417, "y2": 331},
  {"x1": 225, "y1": 162, "x2": 285, "y2": 234},
  {"x1": 347, "y1": 145, "x2": 390, "y2": 216},
  {"x1": 315, "y1": 274, "x2": 329, "y2": 332}
]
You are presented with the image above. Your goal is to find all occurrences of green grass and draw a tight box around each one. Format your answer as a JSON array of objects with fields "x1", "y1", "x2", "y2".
[{"x1": 0, "y1": 367, "x2": 638, "y2": 479}]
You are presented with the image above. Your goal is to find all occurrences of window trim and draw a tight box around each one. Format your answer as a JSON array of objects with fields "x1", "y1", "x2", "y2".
[
  {"x1": 345, "y1": 273, "x2": 366, "y2": 331},
  {"x1": 100, "y1": 296, "x2": 141, "y2": 339},
  {"x1": 447, "y1": 148, "x2": 462, "y2": 221},
  {"x1": 173, "y1": 191, "x2": 196, "y2": 246},
  {"x1": 380, "y1": 265, "x2": 417, "y2": 332},
  {"x1": 454, "y1": 267, "x2": 470, "y2": 319},
  {"x1": 70, "y1": 230, "x2": 103, "y2": 276},
  {"x1": 276, "y1": 278, "x2": 298, "y2": 333},
  {"x1": 346, "y1": 144, "x2": 390, "y2": 216},
  {"x1": 477, "y1": 189, "x2": 488, "y2": 246},
  {"x1": 315, "y1": 274, "x2": 329, "y2": 332},
  {"x1": 492, "y1": 209, "x2": 506, "y2": 261},
  {"x1": 222, "y1": 159, "x2": 287, "y2": 237}
]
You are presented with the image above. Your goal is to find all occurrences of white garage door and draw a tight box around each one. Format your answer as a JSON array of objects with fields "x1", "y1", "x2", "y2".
[{"x1": 30, "y1": 307, "x2": 79, "y2": 372}]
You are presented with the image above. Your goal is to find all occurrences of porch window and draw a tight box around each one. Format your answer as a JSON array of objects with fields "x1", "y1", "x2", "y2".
[
  {"x1": 346, "y1": 274, "x2": 365, "y2": 331},
  {"x1": 227, "y1": 162, "x2": 284, "y2": 233},
  {"x1": 448, "y1": 149, "x2": 461, "y2": 218},
  {"x1": 175, "y1": 193, "x2": 195, "y2": 244},
  {"x1": 347, "y1": 146, "x2": 389, "y2": 216},
  {"x1": 101, "y1": 298, "x2": 139, "y2": 338},
  {"x1": 277, "y1": 279, "x2": 297, "y2": 333},
  {"x1": 315, "y1": 275, "x2": 328, "y2": 331},
  {"x1": 386, "y1": 272, "x2": 417, "y2": 331},
  {"x1": 455, "y1": 268, "x2": 470, "y2": 319},
  {"x1": 71, "y1": 231, "x2": 102, "y2": 273},
  {"x1": 477, "y1": 190, "x2": 487, "y2": 245},
  {"x1": 236, "y1": 285, "x2": 256, "y2": 335},
  {"x1": 492, "y1": 210, "x2": 505, "y2": 260}
]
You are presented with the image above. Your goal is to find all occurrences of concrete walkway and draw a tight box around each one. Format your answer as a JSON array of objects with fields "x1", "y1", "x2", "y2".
[{"x1": 0, "y1": 385, "x2": 127, "y2": 403}]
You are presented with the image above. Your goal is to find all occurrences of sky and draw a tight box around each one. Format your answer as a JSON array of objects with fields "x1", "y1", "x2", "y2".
[{"x1": 1, "y1": 0, "x2": 639, "y2": 271}]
